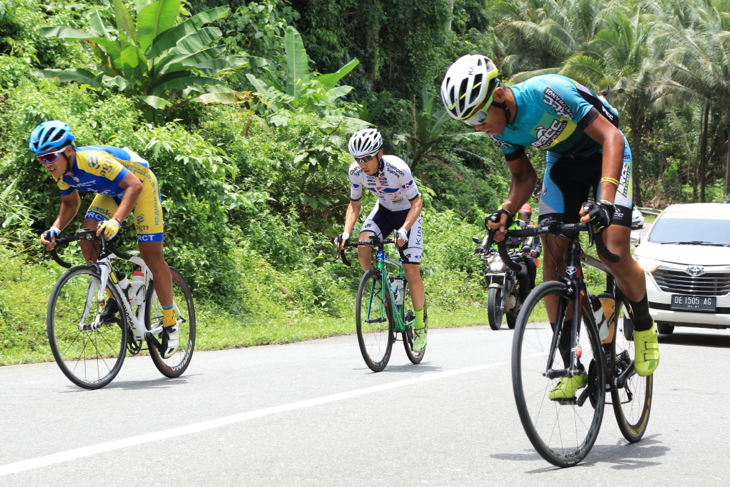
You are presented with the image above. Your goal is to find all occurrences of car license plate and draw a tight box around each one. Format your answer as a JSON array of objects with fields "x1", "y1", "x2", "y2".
[{"x1": 670, "y1": 295, "x2": 716, "y2": 312}]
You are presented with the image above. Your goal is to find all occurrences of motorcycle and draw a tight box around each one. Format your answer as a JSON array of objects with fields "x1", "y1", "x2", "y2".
[{"x1": 473, "y1": 237, "x2": 524, "y2": 330}]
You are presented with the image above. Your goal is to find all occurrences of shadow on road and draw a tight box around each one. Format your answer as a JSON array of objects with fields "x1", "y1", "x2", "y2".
[
  {"x1": 491, "y1": 434, "x2": 667, "y2": 471},
  {"x1": 352, "y1": 362, "x2": 443, "y2": 375},
  {"x1": 659, "y1": 332, "x2": 730, "y2": 349}
]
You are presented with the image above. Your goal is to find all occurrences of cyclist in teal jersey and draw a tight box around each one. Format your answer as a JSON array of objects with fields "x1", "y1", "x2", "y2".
[
  {"x1": 441, "y1": 55, "x2": 659, "y2": 396},
  {"x1": 30, "y1": 120, "x2": 179, "y2": 358}
]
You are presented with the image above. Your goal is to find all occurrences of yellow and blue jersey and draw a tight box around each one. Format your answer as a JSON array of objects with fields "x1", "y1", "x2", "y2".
[{"x1": 56, "y1": 145, "x2": 164, "y2": 242}]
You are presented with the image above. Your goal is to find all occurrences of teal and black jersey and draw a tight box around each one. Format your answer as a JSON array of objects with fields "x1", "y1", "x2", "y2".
[{"x1": 488, "y1": 75, "x2": 619, "y2": 161}]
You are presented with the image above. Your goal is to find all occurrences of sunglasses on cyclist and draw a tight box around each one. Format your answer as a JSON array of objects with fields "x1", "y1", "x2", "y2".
[
  {"x1": 355, "y1": 153, "x2": 377, "y2": 164},
  {"x1": 463, "y1": 92, "x2": 495, "y2": 126},
  {"x1": 37, "y1": 148, "x2": 67, "y2": 165}
]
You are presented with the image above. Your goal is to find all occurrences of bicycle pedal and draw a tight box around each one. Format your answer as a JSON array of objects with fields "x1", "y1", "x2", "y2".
[{"x1": 554, "y1": 397, "x2": 577, "y2": 406}]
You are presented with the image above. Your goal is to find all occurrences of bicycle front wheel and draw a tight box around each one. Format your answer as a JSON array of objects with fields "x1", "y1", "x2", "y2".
[
  {"x1": 610, "y1": 298, "x2": 653, "y2": 442},
  {"x1": 402, "y1": 281, "x2": 425, "y2": 364},
  {"x1": 512, "y1": 281, "x2": 606, "y2": 467},
  {"x1": 145, "y1": 267, "x2": 196, "y2": 378},
  {"x1": 356, "y1": 269, "x2": 394, "y2": 372},
  {"x1": 487, "y1": 287, "x2": 503, "y2": 330},
  {"x1": 47, "y1": 265, "x2": 127, "y2": 389}
]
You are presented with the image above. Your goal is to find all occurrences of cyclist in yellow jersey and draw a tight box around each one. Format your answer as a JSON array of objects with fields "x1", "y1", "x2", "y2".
[{"x1": 31, "y1": 120, "x2": 179, "y2": 358}]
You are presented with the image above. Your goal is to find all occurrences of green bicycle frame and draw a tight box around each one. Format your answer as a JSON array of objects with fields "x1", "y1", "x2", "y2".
[{"x1": 366, "y1": 248, "x2": 414, "y2": 333}]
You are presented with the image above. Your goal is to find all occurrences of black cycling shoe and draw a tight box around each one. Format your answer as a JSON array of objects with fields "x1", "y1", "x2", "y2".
[{"x1": 99, "y1": 297, "x2": 120, "y2": 323}]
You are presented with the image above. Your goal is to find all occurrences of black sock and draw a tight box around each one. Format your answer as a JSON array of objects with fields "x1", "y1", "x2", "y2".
[{"x1": 628, "y1": 293, "x2": 653, "y2": 332}]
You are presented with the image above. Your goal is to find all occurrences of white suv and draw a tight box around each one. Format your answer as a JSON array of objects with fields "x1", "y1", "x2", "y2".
[{"x1": 634, "y1": 203, "x2": 730, "y2": 334}]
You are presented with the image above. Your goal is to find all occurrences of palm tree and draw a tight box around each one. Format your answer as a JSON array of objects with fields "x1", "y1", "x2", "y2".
[
  {"x1": 560, "y1": 8, "x2": 655, "y2": 205},
  {"x1": 489, "y1": 0, "x2": 615, "y2": 80},
  {"x1": 648, "y1": 0, "x2": 730, "y2": 202}
]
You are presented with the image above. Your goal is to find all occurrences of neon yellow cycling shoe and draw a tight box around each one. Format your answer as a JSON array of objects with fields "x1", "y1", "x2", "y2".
[
  {"x1": 549, "y1": 371, "x2": 588, "y2": 400},
  {"x1": 412, "y1": 327, "x2": 427, "y2": 353},
  {"x1": 634, "y1": 324, "x2": 660, "y2": 376}
]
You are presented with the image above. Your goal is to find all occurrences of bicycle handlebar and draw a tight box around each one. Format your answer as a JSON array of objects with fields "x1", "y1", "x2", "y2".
[
  {"x1": 43, "y1": 229, "x2": 136, "y2": 268},
  {"x1": 333, "y1": 235, "x2": 400, "y2": 267},
  {"x1": 488, "y1": 220, "x2": 620, "y2": 273}
]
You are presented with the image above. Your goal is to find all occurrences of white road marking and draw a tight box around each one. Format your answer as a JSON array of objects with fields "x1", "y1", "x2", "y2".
[{"x1": 0, "y1": 362, "x2": 502, "y2": 477}]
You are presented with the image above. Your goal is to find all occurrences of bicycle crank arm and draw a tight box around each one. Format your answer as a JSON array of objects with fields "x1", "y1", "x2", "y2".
[
  {"x1": 366, "y1": 318, "x2": 387, "y2": 323},
  {"x1": 146, "y1": 324, "x2": 164, "y2": 338},
  {"x1": 576, "y1": 386, "x2": 591, "y2": 407},
  {"x1": 613, "y1": 361, "x2": 636, "y2": 389},
  {"x1": 544, "y1": 367, "x2": 582, "y2": 380}
]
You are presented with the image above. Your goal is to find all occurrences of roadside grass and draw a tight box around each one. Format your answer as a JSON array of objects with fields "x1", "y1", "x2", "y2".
[{"x1": 0, "y1": 246, "x2": 492, "y2": 366}]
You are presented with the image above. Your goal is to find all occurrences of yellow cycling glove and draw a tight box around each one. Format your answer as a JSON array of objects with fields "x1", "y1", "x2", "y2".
[{"x1": 98, "y1": 218, "x2": 121, "y2": 239}]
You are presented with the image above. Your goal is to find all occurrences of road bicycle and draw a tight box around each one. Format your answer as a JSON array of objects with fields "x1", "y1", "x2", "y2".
[
  {"x1": 335, "y1": 235, "x2": 426, "y2": 372},
  {"x1": 44, "y1": 228, "x2": 196, "y2": 389},
  {"x1": 492, "y1": 221, "x2": 653, "y2": 467}
]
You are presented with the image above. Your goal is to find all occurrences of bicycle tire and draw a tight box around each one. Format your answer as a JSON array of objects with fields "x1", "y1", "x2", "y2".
[
  {"x1": 609, "y1": 298, "x2": 653, "y2": 442},
  {"x1": 487, "y1": 287, "x2": 503, "y2": 330},
  {"x1": 47, "y1": 265, "x2": 128, "y2": 389},
  {"x1": 145, "y1": 267, "x2": 196, "y2": 378},
  {"x1": 512, "y1": 280, "x2": 606, "y2": 467},
  {"x1": 402, "y1": 281, "x2": 425, "y2": 364},
  {"x1": 356, "y1": 269, "x2": 394, "y2": 372}
]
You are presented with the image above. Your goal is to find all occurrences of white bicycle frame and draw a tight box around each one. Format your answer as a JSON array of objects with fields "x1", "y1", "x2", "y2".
[{"x1": 79, "y1": 253, "x2": 166, "y2": 341}]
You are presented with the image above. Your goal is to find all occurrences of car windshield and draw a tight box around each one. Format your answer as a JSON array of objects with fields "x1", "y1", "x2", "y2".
[{"x1": 648, "y1": 217, "x2": 730, "y2": 246}]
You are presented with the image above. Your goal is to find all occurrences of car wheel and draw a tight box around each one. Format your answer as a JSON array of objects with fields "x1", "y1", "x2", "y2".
[{"x1": 656, "y1": 322, "x2": 674, "y2": 335}]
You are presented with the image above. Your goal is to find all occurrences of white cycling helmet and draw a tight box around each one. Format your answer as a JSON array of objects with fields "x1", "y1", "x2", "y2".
[
  {"x1": 441, "y1": 54, "x2": 500, "y2": 121},
  {"x1": 348, "y1": 128, "x2": 383, "y2": 158}
]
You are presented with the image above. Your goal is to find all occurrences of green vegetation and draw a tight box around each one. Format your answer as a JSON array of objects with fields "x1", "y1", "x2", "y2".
[{"x1": 1, "y1": 0, "x2": 729, "y2": 364}]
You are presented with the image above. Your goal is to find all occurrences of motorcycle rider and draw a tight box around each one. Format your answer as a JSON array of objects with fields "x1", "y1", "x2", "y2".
[{"x1": 516, "y1": 204, "x2": 541, "y2": 291}]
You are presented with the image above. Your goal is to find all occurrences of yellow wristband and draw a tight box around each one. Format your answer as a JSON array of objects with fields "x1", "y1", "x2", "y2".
[{"x1": 600, "y1": 177, "x2": 619, "y2": 187}]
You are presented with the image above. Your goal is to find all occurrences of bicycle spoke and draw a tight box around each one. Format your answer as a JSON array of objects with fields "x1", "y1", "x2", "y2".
[
  {"x1": 145, "y1": 267, "x2": 196, "y2": 378},
  {"x1": 356, "y1": 270, "x2": 394, "y2": 372},
  {"x1": 611, "y1": 300, "x2": 653, "y2": 442},
  {"x1": 47, "y1": 266, "x2": 127, "y2": 389},
  {"x1": 512, "y1": 281, "x2": 605, "y2": 467}
]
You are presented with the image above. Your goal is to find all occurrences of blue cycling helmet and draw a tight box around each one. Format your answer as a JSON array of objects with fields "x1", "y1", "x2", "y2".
[{"x1": 29, "y1": 120, "x2": 75, "y2": 155}]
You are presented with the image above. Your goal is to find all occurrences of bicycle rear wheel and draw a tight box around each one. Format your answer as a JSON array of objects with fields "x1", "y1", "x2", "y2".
[
  {"x1": 356, "y1": 269, "x2": 394, "y2": 372},
  {"x1": 402, "y1": 281, "x2": 425, "y2": 364},
  {"x1": 512, "y1": 281, "x2": 606, "y2": 467},
  {"x1": 47, "y1": 265, "x2": 127, "y2": 389},
  {"x1": 145, "y1": 267, "x2": 196, "y2": 378},
  {"x1": 610, "y1": 298, "x2": 653, "y2": 442}
]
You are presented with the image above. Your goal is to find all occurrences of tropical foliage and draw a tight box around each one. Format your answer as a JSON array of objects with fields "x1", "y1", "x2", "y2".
[
  {"x1": 2, "y1": 0, "x2": 730, "y2": 362},
  {"x1": 34, "y1": 0, "x2": 264, "y2": 111}
]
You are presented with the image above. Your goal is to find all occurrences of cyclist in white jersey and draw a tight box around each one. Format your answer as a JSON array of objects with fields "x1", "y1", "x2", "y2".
[{"x1": 335, "y1": 128, "x2": 427, "y2": 352}]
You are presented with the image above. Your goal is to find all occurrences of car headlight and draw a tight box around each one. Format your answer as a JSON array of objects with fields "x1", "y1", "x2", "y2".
[{"x1": 636, "y1": 256, "x2": 659, "y2": 273}]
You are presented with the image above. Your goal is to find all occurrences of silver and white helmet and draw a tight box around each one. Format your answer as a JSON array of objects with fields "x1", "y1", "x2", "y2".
[
  {"x1": 441, "y1": 54, "x2": 500, "y2": 120},
  {"x1": 348, "y1": 128, "x2": 383, "y2": 158}
]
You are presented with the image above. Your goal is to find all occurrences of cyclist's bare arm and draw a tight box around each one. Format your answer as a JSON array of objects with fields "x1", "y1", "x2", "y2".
[
  {"x1": 42, "y1": 191, "x2": 81, "y2": 249},
  {"x1": 488, "y1": 154, "x2": 536, "y2": 241},
  {"x1": 338, "y1": 199, "x2": 362, "y2": 250},
  {"x1": 579, "y1": 116, "x2": 624, "y2": 222}
]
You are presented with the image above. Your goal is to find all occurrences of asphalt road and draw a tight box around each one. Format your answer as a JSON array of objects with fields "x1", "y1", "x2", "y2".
[{"x1": 1, "y1": 324, "x2": 729, "y2": 487}]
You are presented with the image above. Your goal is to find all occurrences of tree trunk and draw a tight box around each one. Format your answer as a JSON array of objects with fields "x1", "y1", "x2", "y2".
[
  {"x1": 447, "y1": 0, "x2": 454, "y2": 31},
  {"x1": 700, "y1": 99, "x2": 710, "y2": 202}
]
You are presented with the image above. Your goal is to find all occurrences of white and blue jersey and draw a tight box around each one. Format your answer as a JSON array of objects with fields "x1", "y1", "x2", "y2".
[
  {"x1": 349, "y1": 155, "x2": 423, "y2": 264},
  {"x1": 349, "y1": 155, "x2": 420, "y2": 211}
]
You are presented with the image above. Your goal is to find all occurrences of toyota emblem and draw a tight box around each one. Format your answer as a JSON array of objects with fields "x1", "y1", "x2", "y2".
[{"x1": 686, "y1": 266, "x2": 705, "y2": 277}]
